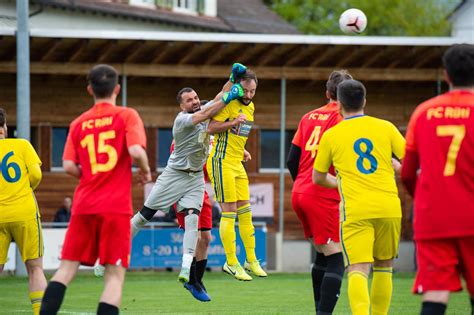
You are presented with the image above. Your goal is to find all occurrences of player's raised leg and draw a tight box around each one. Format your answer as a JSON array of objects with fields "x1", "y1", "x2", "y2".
[{"x1": 178, "y1": 209, "x2": 199, "y2": 283}]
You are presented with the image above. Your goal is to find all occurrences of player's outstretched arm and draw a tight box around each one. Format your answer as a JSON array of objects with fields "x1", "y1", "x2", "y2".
[
  {"x1": 128, "y1": 144, "x2": 151, "y2": 185},
  {"x1": 207, "y1": 114, "x2": 246, "y2": 134},
  {"x1": 191, "y1": 83, "x2": 243, "y2": 125},
  {"x1": 63, "y1": 160, "x2": 81, "y2": 179},
  {"x1": 27, "y1": 163, "x2": 42, "y2": 190},
  {"x1": 312, "y1": 170, "x2": 337, "y2": 189}
]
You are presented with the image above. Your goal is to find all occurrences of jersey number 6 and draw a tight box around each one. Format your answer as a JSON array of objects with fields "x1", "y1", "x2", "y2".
[
  {"x1": 0, "y1": 151, "x2": 21, "y2": 183},
  {"x1": 80, "y1": 131, "x2": 118, "y2": 175}
]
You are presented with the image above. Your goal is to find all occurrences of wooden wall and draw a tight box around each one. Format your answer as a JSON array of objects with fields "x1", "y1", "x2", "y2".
[{"x1": 1, "y1": 74, "x2": 442, "y2": 240}]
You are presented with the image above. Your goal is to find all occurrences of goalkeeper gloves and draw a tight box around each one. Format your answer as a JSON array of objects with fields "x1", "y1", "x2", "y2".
[
  {"x1": 222, "y1": 84, "x2": 244, "y2": 105},
  {"x1": 229, "y1": 63, "x2": 247, "y2": 83}
]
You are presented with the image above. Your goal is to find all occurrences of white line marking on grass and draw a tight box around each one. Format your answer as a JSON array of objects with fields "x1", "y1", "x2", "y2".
[{"x1": 12, "y1": 311, "x2": 93, "y2": 315}]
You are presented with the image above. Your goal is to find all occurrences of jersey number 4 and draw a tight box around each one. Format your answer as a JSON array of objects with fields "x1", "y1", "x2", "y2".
[
  {"x1": 305, "y1": 126, "x2": 322, "y2": 158},
  {"x1": 81, "y1": 131, "x2": 118, "y2": 175},
  {"x1": 436, "y1": 125, "x2": 466, "y2": 176}
]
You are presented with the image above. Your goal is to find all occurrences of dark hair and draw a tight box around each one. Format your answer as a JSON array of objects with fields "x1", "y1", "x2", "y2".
[
  {"x1": 443, "y1": 44, "x2": 474, "y2": 87},
  {"x1": 0, "y1": 108, "x2": 6, "y2": 127},
  {"x1": 326, "y1": 70, "x2": 353, "y2": 100},
  {"x1": 241, "y1": 69, "x2": 258, "y2": 85},
  {"x1": 337, "y1": 79, "x2": 366, "y2": 112},
  {"x1": 87, "y1": 64, "x2": 118, "y2": 98},
  {"x1": 176, "y1": 87, "x2": 195, "y2": 104}
]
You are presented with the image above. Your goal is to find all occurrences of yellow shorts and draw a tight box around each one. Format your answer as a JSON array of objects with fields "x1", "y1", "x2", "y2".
[
  {"x1": 0, "y1": 217, "x2": 44, "y2": 264},
  {"x1": 207, "y1": 157, "x2": 249, "y2": 203},
  {"x1": 340, "y1": 217, "x2": 400, "y2": 266}
]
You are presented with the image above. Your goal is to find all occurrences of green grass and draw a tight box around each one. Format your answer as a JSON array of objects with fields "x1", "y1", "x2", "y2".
[{"x1": 0, "y1": 271, "x2": 471, "y2": 314}]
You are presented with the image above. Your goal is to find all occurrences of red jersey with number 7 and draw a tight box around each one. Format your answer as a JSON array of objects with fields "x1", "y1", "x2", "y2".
[
  {"x1": 291, "y1": 101, "x2": 341, "y2": 200},
  {"x1": 404, "y1": 90, "x2": 474, "y2": 240},
  {"x1": 63, "y1": 102, "x2": 146, "y2": 215}
]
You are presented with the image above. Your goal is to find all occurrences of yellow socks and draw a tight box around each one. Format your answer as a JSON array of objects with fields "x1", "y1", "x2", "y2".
[
  {"x1": 371, "y1": 267, "x2": 393, "y2": 315},
  {"x1": 219, "y1": 212, "x2": 238, "y2": 265},
  {"x1": 237, "y1": 204, "x2": 256, "y2": 263},
  {"x1": 29, "y1": 291, "x2": 44, "y2": 315},
  {"x1": 348, "y1": 271, "x2": 370, "y2": 315}
]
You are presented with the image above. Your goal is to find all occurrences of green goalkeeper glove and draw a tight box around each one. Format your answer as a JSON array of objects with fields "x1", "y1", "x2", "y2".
[
  {"x1": 229, "y1": 63, "x2": 247, "y2": 83},
  {"x1": 222, "y1": 84, "x2": 244, "y2": 105}
]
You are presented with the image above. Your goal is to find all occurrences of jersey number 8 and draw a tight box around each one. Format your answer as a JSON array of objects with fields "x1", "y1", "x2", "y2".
[{"x1": 353, "y1": 138, "x2": 378, "y2": 174}]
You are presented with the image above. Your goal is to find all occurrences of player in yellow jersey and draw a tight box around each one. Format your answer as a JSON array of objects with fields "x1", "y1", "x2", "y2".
[
  {"x1": 0, "y1": 108, "x2": 46, "y2": 315},
  {"x1": 206, "y1": 64, "x2": 266, "y2": 281},
  {"x1": 313, "y1": 80, "x2": 405, "y2": 315}
]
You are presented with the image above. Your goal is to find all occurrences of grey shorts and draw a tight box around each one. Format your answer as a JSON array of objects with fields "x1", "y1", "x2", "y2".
[{"x1": 144, "y1": 166, "x2": 205, "y2": 213}]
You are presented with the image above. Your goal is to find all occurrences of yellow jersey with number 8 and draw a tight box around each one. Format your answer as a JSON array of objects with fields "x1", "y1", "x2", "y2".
[
  {"x1": 314, "y1": 115, "x2": 405, "y2": 221},
  {"x1": 0, "y1": 139, "x2": 41, "y2": 223}
]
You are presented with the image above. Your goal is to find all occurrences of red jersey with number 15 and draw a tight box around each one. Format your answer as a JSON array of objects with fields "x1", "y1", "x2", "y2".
[
  {"x1": 63, "y1": 102, "x2": 146, "y2": 216},
  {"x1": 405, "y1": 90, "x2": 474, "y2": 240},
  {"x1": 291, "y1": 102, "x2": 341, "y2": 200}
]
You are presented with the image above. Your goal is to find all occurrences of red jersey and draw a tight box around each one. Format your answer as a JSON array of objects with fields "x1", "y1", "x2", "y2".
[
  {"x1": 63, "y1": 102, "x2": 146, "y2": 215},
  {"x1": 291, "y1": 102, "x2": 341, "y2": 200},
  {"x1": 403, "y1": 90, "x2": 474, "y2": 240}
]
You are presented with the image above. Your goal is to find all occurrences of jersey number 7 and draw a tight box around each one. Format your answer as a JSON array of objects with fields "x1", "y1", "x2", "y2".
[
  {"x1": 80, "y1": 131, "x2": 118, "y2": 175},
  {"x1": 436, "y1": 125, "x2": 465, "y2": 176}
]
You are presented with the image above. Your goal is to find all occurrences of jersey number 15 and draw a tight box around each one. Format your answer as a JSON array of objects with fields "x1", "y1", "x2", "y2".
[{"x1": 80, "y1": 131, "x2": 118, "y2": 175}]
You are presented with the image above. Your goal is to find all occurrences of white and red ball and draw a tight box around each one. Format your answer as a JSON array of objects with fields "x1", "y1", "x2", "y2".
[{"x1": 339, "y1": 8, "x2": 367, "y2": 34}]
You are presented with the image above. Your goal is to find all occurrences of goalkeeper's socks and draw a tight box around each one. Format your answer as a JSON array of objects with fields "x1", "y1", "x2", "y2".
[
  {"x1": 318, "y1": 253, "x2": 344, "y2": 314},
  {"x1": 312, "y1": 252, "x2": 327, "y2": 311},
  {"x1": 97, "y1": 302, "x2": 119, "y2": 315},
  {"x1": 131, "y1": 212, "x2": 149, "y2": 238},
  {"x1": 40, "y1": 281, "x2": 66, "y2": 315},
  {"x1": 420, "y1": 302, "x2": 446, "y2": 315}
]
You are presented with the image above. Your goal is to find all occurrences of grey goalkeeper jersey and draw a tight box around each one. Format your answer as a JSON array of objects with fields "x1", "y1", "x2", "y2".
[{"x1": 167, "y1": 103, "x2": 211, "y2": 171}]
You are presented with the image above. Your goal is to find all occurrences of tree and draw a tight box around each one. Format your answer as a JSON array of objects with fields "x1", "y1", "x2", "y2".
[{"x1": 265, "y1": 0, "x2": 460, "y2": 36}]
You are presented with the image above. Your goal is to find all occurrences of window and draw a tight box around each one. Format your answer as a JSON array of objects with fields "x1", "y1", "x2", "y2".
[
  {"x1": 129, "y1": 0, "x2": 156, "y2": 8},
  {"x1": 6, "y1": 126, "x2": 39, "y2": 152},
  {"x1": 156, "y1": 128, "x2": 173, "y2": 168},
  {"x1": 260, "y1": 129, "x2": 295, "y2": 169},
  {"x1": 52, "y1": 127, "x2": 69, "y2": 168},
  {"x1": 172, "y1": 0, "x2": 198, "y2": 14}
]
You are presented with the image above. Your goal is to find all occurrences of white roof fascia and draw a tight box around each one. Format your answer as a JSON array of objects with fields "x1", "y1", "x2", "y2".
[{"x1": 26, "y1": 29, "x2": 474, "y2": 46}]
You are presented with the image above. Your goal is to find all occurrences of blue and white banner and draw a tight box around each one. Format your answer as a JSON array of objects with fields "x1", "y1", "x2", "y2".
[{"x1": 130, "y1": 227, "x2": 267, "y2": 269}]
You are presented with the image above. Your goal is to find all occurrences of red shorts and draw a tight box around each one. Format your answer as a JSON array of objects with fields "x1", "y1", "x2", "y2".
[
  {"x1": 61, "y1": 213, "x2": 131, "y2": 268},
  {"x1": 413, "y1": 236, "x2": 474, "y2": 295},
  {"x1": 292, "y1": 192, "x2": 340, "y2": 245},
  {"x1": 176, "y1": 190, "x2": 212, "y2": 231}
]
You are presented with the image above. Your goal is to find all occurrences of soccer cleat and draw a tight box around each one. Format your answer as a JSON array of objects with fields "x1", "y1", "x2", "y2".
[
  {"x1": 94, "y1": 264, "x2": 105, "y2": 278},
  {"x1": 183, "y1": 283, "x2": 211, "y2": 302},
  {"x1": 178, "y1": 267, "x2": 191, "y2": 283},
  {"x1": 222, "y1": 262, "x2": 252, "y2": 281},
  {"x1": 244, "y1": 260, "x2": 268, "y2": 277}
]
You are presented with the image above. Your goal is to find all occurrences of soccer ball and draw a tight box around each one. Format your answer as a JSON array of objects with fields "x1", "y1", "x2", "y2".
[{"x1": 339, "y1": 8, "x2": 367, "y2": 34}]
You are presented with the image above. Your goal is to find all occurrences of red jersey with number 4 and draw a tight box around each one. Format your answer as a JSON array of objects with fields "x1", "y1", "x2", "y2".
[
  {"x1": 404, "y1": 90, "x2": 474, "y2": 240},
  {"x1": 63, "y1": 102, "x2": 146, "y2": 215},
  {"x1": 291, "y1": 102, "x2": 341, "y2": 200}
]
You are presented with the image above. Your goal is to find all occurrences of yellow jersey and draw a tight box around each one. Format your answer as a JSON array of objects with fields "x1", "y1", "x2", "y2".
[
  {"x1": 0, "y1": 139, "x2": 41, "y2": 223},
  {"x1": 209, "y1": 99, "x2": 255, "y2": 161},
  {"x1": 313, "y1": 115, "x2": 405, "y2": 221}
]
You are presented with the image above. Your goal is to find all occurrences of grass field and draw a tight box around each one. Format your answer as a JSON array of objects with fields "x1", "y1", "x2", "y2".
[{"x1": 0, "y1": 271, "x2": 471, "y2": 314}]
